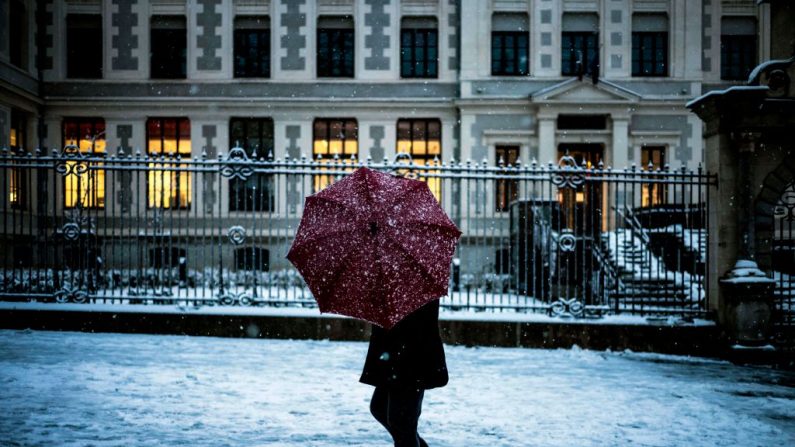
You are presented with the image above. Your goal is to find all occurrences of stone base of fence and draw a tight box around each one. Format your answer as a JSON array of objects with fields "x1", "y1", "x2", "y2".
[{"x1": 0, "y1": 306, "x2": 741, "y2": 359}]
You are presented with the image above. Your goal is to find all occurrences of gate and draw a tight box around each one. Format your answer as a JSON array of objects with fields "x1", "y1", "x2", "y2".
[
  {"x1": 0, "y1": 146, "x2": 716, "y2": 318},
  {"x1": 772, "y1": 182, "x2": 795, "y2": 346}
]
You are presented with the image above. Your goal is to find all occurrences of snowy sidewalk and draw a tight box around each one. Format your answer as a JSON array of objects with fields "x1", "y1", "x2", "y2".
[{"x1": 0, "y1": 330, "x2": 793, "y2": 447}]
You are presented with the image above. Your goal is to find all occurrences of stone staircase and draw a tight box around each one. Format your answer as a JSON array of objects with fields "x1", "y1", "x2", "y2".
[{"x1": 600, "y1": 230, "x2": 691, "y2": 309}]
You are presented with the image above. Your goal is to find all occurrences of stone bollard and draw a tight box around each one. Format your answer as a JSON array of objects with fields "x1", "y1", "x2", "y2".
[{"x1": 719, "y1": 260, "x2": 776, "y2": 347}]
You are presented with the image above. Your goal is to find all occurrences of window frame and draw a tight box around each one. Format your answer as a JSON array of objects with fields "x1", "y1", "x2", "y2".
[
  {"x1": 491, "y1": 31, "x2": 529, "y2": 76},
  {"x1": 720, "y1": 34, "x2": 757, "y2": 81},
  {"x1": 66, "y1": 14, "x2": 103, "y2": 79},
  {"x1": 631, "y1": 31, "x2": 668, "y2": 77},
  {"x1": 312, "y1": 118, "x2": 359, "y2": 192},
  {"x1": 233, "y1": 17, "x2": 271, "y2": 78},
  {"x1": 317, "y1": 22, "x2": 355, "y2": 78},
  {"x1": 228, "y1": 117, "x2": 275, "y2": 212},
  {"x1": 561, "y1": 31, "x2": 598, "y2": 76},
  {"x1": 400, "y1": 26, "x2": 438, "y2": 78},
  {"x1": 640, "y1": 145, "x2": 667, "y2": 207},
  {"x1": 9, "y1": 110, "x2": 28, "y2": 209},
  {"x1": 396, "y1": 118, "x2": 442, "y2": 200},
  {"x1": 495, "y1": 145, "x2": 520, "y2": 212},
  {"x1": 62, "y1": 117, "x2": 106, "y2": 209},
  {"x1": 150, "y1": 15, "x2": 187, "y2": 79},
  {"x1": 145, "y1": 117, "x2": 192, "y2": 210}
]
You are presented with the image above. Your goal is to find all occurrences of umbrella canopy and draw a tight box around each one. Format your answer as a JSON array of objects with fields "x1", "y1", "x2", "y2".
[{"x1": 286, "y1": 167, "x2": 462, "y2": 329}]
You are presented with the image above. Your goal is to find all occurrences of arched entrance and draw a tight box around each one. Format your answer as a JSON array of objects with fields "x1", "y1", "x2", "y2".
[{"x1": 756, "y1": 161, "x2": 795, "y2": 347}]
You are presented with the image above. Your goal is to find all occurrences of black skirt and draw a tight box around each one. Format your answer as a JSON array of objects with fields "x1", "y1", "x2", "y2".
[{"x1": 359, "y1": 299, "x2": 449, "y2": 390}]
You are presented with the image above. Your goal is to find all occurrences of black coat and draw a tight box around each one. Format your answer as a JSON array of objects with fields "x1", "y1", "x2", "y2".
[{"x1": 359, "y1": 299, "x2": 448, "y2": 390}]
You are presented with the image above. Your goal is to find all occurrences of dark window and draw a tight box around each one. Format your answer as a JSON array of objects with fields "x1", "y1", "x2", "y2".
[
  {"x1": 562, "y1": 32, "x2": 598, "y2": 76},
  {"x1": 148, "y1": 247, "x2": 186, "y2": 268},
  {"x1": 67, "y1": 14, "x2": 103, "y2": 78},
  {"x1": 721, "y1": 17, "x2": 757, "y2": 81},
  {"x1": 631, "y1": 14, "x2": 668, "y2": 77},
  {"x1": 234, "y1": 16, "x2": 270, "y2": 78},
  {"x1": 557, "y1": 114, "x2": 607, "y2": 130},
  {"x1": 496, "y1": 145, "x2": 519, "y2": 212},
  {"x1": 9, "y1": 110, "x2": 28, "y2": 209},
  {"x1": 62, "y1": 117, "x2": 106, "y2": 209},
  {"x1": 641, "y1": 146, "x2": 667, "y2": 207},
  {"x1": 397, "y1": 119, "x2": 442, "y2": 200},
  {"x1": 235, "y1": 247, "x2": 270, "y2": 272},
  {"x1": 9, "y1": 0, "x2": 27, "y2": 69},
  {"x1": 313, "y1": 118, "x2": 358, "y2": 191},
  {"x1": 401, "y1": 18, "x2": 438, "y2": 78},
  {"x1": 721, "y1": 35, "x2": 756, "y2": 81},
  {"x1": 632, "y1": 32, "x2": 667, "y2": 76},
  {"x1": 229, "y1": 118, "x2": 275, "y2": 212},
  {"x1": 146, "y1": 118, "x2": 191, "y2": 209},
  {"x1": 151, "y1": 16, "x2": 187, "y2": 79},
  {"x1": 491, "y1": 32, "x2": 529, "y2": 76},
  {"x1": 317, "y1": 17, "x2": 354, "y2": 78}
]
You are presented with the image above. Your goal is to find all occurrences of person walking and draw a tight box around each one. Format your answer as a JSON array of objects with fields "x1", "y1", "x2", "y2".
[{"x1": 360, "y1": 299, "x2": 448, "y2": 447}]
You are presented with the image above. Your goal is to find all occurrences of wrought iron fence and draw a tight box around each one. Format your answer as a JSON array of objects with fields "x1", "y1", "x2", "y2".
[{"x1": 0, "y1": 145, "x2": 716, "y2": 318}]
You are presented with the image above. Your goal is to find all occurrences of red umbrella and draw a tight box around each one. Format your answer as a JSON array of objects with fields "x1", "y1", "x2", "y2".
[{"x1": 286, "y1": 167, "x2": 461, "y2": 329}]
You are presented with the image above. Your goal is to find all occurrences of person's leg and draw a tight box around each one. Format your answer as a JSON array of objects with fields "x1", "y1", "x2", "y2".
[
  {"x1": 385, "y1": 387, "x2": 425, "y2": 447},
  {"x1": 370, "y1": 386, "x2": 396, "y2": 439}
]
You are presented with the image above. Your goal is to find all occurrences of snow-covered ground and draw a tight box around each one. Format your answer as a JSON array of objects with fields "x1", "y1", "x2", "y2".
[{"x1": 1, "y1": 330, "x2": 793, "y2": 447}]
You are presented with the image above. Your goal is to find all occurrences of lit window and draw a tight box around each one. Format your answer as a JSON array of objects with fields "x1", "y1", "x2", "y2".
[
  {"x1": 229, "y1": 118, "x2": 274, "y2": 211},
  {"x1": 491, "y1": 13, "x2": 529, "y2": 76},
  {"x1": 401, "y1": 17, "x2": 438, "y2": 78},
  {"x1": 146, "y1": 118, "x2": 191, "y2": 209},
  {"x1": 9, "y1": 110, "x2": 27, "y2": 209},
  {"x1": 313, "y1": 118, "x2": 358, "y2": 191},
  {"x1": 631, "y1": 14, "x2": 668, "y2": 77},
  {"x1": 562, "y1": 13, "x2": 599, "y2": 76},
  {"x1": 721, "y1": 17, "x2": 757, "y2": 81},
  {"x1": 151, "y1": 16, "x2": 187, "y2": 79},
  {"x1": 234, "y1": 16, "x2": 270, "y2": 78},
  {"x1": 67, "y1": 14, "x2": 103, "y2": 79},
  {"x1": 495, "y1": 145, "x2": 519, "y2": 212},
  {"x1": 396, "y1": 119, "x2": 442, "y2": 201},
  {"x1": 62, "y1": 118, "x2": 106, "y2": 209},
  {"x1": 641, "y1": 146, "x2": 667, "y2": 207},
  {"x1": 317, "y1": 16, "x2": 354, "y2": 78}
]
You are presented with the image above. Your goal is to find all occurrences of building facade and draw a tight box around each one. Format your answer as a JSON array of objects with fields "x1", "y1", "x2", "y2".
[{"x1": 0, "y1": 0, "x2": 772, "y2": 277}]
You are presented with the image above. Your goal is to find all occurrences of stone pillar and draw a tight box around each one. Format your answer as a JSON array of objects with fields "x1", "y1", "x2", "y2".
[{"x1": 537, "y1": 115, "x2": 556, "y2": 165}]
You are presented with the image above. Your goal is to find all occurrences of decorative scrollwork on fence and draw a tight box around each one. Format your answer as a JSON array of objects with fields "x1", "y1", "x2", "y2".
[
  {"x1": 551, "y1": 153, "x2": 585, "y2": 189},
  {"x1": 557, "y1": 230, "x2": 577, "y2": 252},
  {"x1": 550, "y1": 298, "x2": 585, "y2": 318},
  {"x1": 217, "y1": 291, "x2": 253, "y2": 306},
  {"x1": 220, "y1": 146, "x2": 255, "y2": 180},
  {"x1": 54, "y1": 145, "x2": 89, "y2": 177},
  {"x1": 228, "y1": 226, "x2": 247, "y2": 245},
  {"x1": 774, "y1": 185, "x2": 795, "y2": 221},
  {"x1": 55, "y1": 286, "x2": 88, "y2": 304}
]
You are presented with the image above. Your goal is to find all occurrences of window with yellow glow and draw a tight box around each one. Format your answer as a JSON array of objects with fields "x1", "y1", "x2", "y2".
[
  {"x1": 396, "y1": 119, "x2": 441, "y2": 200},
  {"x1": 312, "y1": 118, "x2": 358, "y2": 191},
  {"x1": 641, "y1": 146, "x2": 667, "y2": 207},
  {"x1": 147, "y1": 118, "x2": 191, "y2": 209},
  {"x1": 9, "y1": 110, "x2": 27, "y2": 209},
  {"x1": 62, "y1": 117, "x2": 106, "y2": 208},
  {"x1": 495, "y1": 145, "x2": 519, "y2": 212}
]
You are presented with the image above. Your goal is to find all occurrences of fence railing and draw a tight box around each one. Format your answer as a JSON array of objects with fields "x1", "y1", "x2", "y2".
[{"x1": 0, "y1": 146, "x2": 717, "y2": 319}]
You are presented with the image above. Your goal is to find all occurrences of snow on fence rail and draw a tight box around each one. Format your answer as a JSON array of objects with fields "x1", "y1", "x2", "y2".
[{"x1": 0, "y1": 146, "x2": 716, "y2": 319}]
